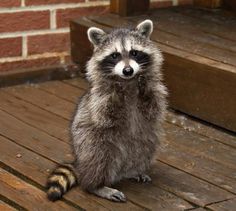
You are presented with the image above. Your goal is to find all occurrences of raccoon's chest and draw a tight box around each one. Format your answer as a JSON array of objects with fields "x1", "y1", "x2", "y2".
[
  {"x1": 128, "y1": 103, "x2": 142, "y2": 135},
  {"x1": 125, "y1": 96, "x2": 145, "y2": 135}
]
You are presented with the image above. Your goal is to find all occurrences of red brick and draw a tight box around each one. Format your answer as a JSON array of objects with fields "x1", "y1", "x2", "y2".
[
  {"x1": 57, "y1": 6, "x2": 109, "y2": 28},
  {"x1": 0, "y1": 0, "x2": 21, "y2": 7},
  {"x1": 0, "y1": 57, "x2": 61, "y2": 72},
  {"x1": 150, "y1": 1, "x2": 172, "y2": 9},
  {"x1": 0, "y1": 11, "x2": 50, "y2": 33},
  {"x1": 28, "y1": 33, "x2": 70, "y2": 55},
  {"x1": 26, "y1": 0, "x2": 84, "y2": 6},
  {"x1": 179, "y1": 0, "x2": 193, "y2": 5},
  {"x1": 0, "y1": 37, "x2": 22, "y2": 58}
]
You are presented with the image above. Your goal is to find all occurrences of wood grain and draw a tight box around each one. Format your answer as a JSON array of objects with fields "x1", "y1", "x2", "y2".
[
  {"x1": 166, "y1": 111, "x2": 236, "y2": 149},
  {"x1": 151, "y1": 161, "x2": 234, "y2": 207},
  {"x1": 194, "y1": 0, "x2": 222, "y2": 8},
  {"x1": 0, "y1": 200, "x2": 17, "y2": 211},
  {"x1": 39, "y1": 80, "x2": 85, "y2": 103},
  {"x1": 207, "y1": 198, "x2": 236, "y2": 211},
  {"x1": 0, "y1": 91, "x2": 69, "y2": 142},
  {"x1": 110, "y1": 0, "x2": 150, "y2": 16},
  {"x1": 4, "y1": 85, "x2": 75, "y2": 120}
]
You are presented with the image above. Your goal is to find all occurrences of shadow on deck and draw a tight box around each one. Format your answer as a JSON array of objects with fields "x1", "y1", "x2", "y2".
[{"x1": 0, "y1": 77, "x2": 235, "y2": 210}]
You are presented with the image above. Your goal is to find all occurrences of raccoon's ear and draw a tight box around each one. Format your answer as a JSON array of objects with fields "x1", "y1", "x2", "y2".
[
  {"x1": 87, "y1": 27, "x2": 106, "y2": 45},
  {"x1": 136, "y1": 19, "x2": 153, "y2": 38}
]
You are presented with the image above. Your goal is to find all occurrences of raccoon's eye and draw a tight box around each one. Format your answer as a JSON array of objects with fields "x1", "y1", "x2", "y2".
[
  {"x1": 111, "y1": 52, "x2": 120, "y2": 59},
  {"x1": 130, "y1": 50, "x2": 138, "y2": 57}
]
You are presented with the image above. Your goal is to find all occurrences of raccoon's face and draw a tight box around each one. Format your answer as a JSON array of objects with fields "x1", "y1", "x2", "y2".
[{"x1": 87, "y1": 20, "x2": 161, "y2": 81}]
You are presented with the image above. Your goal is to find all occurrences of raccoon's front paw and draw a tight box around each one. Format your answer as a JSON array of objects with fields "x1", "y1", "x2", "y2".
[
  {"x1": 138, "y1": 75, "x2": 147, "y2": 96},
  {"x1": 130, "y1": 174, "x2": 152, "y2": 183},
  {"x1": 111, "y1": 82, "x2": 124, "y2": 105}
]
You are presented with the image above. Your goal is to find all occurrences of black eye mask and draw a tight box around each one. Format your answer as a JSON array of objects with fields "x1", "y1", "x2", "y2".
[
  {"x1": 99, "y1": 49, "x2": 151, "y2": 73},
  {"x1": 129, "y1": 50, "x2": 151, "y2": 68},
  {"x1": 99, "y1": 52, "x2": 122, "y2": 73}
]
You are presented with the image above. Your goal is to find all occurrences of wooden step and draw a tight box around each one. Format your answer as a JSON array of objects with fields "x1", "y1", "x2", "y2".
[{"x1": 70, "y1": 7, "x2": 236, "y2": 132}]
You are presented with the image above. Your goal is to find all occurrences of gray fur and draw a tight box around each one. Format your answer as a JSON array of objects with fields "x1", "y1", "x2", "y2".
[{"x1": 70, "y1": 20, "x2": 168, "y2": 201}]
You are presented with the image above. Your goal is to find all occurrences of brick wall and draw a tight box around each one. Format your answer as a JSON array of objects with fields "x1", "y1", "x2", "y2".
[{"x1": 0, "y1": 0, "x2": 192, "y2": 73}]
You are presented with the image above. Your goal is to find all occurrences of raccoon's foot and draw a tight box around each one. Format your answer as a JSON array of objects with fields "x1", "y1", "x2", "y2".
[
  {"x1": 138, "y1": 75, "x2": 153, "y2": 100},
  {"x1": 130, "y1": 174, "x2": 152, "y2": 183},
  {"x1": 91, "y1": 186, "x2": 126, "y2": 202}
]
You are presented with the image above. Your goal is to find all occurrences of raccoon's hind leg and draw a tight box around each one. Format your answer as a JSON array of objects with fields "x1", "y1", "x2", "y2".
[{"x1": 90, "y1": 186, "x2": 126, "y2": 202}]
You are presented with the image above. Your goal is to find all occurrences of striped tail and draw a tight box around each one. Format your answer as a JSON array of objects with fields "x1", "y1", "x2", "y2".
[{"x1": 47, "y1": 164, "x2": 77, "y2": 201}]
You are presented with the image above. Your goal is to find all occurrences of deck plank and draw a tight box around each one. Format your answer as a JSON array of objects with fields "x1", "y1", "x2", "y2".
[
  {"x1": 207, "y1": 198, "x2": 236, "y2": 211},
  {"x1": 0, "y1": 91, "x2": 69, "y2": 142},
  {"x1": 63, "y1": 78, "x2": 90, "y2": 90},
  {"x1": 0, "y1": 109, "x2": 73, "y2": 163},
  {"x1": 158, "y1": 137, "x2": 236, "y2": 194},
  {"x1": 164, "y1": 123, "x2": 236, "y2": 169},
  {"x1": 174, "y1": 7, "x2": 236, "y2": 27},
  {"x1": 4, "y1": 85, "x2": 75, "y2": 120},
  {"x1": 0, "y1": 168, "x2": 77, "y2": 211},
  {"x1": 166, "y1": 111, "x2": 236, "y2": 149},
  {"x1": 115, "y1": 181, "x2": 193, "y2": 210},
  {"x1": 156, "y1": 8, "x2": 236, "y2": 42},
  {"x1": 151, "y1": 161, "x2": 234, "y2": 207},
  {"x1": 0, "y1": 200, "x2": 17, "y2": 211},
  {"x1": 39, "y1": 80, "x2": 85, "y2": 103}
]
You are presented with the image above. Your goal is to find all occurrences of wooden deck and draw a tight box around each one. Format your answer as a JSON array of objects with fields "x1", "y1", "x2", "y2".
[{"x1": 0, "y1": 77, "x2": 235, "y2": 210}]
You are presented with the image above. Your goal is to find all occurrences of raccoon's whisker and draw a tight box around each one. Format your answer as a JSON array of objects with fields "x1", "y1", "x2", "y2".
[{"x1": 140, "y1": 62, "x2": 150, "y2": 67}]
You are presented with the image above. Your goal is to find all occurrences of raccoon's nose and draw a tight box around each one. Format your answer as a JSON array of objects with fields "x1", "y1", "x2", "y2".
[{"x1": 123, "y1": 67, "x2": 134, "y2": 77}]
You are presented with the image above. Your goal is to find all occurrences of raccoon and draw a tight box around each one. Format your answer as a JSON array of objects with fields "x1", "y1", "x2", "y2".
[{"x1": 47, "y1": 19, "x2": 167, "y2": 202}]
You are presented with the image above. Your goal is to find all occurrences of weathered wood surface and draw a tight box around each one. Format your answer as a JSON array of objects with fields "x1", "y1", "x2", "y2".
[
  {"x1": 207, "y1": 198, "x2": 236, "y2": 211},
  {"x1": 0, "y1": 78, "x2": 235, "y2": 210},
  {"x1": 70, "y1": 7, "x2": 236, "y2": 132},
  {"x1": 110, "y1": 0, "x2": 150, "y2": 16},
  {"x1": 0, "y1": 200, "x2": 17, "y2": 211},
  {"x1": 194, "y1": 0, "x2": 222, "y2": 8},
  {"x1": 0, "y1": 65, "x2": 80, "y2": 88}
]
